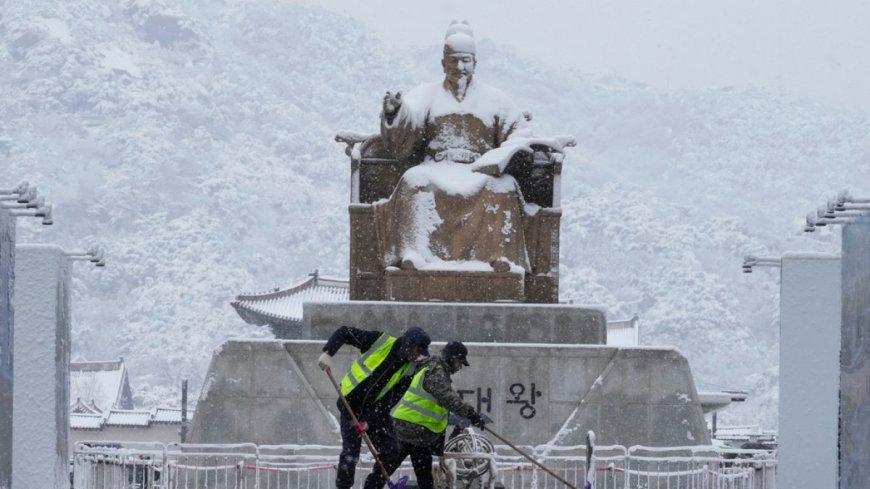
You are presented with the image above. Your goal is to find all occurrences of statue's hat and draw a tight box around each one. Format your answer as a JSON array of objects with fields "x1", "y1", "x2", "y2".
[{"x1": 444, "y1": 20, "x2": 475, "y2": 55}]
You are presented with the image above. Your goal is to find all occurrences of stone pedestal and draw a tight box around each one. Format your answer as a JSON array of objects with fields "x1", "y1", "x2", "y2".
[
  {"x1": 12, "y1": 245, "x2": 71, "y2": 489},
  {"x1": 189, "y1": 341, "x2": 340, "y2": 445},
  {"x1": 302, "y1": 301, "x2": 607, "y2": 344},
  {"x1": 384, "y1": 270, "x2": 525, "y2": 302},
  {"x1": 190, "y1": 340, "x2": 710, "y2": 448}
]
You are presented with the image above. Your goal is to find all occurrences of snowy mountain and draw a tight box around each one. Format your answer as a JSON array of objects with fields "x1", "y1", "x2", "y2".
[{"x1": 4, "y1": 0, "x2": 869, "y2": 427}]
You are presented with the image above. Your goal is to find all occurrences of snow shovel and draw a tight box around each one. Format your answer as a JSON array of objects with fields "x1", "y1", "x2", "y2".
[
  {"x1": 323, "y1": 367, "x2": 409, "y2": 489},
  {"x1": 481, "y1": 426, "x2": 578, "y2": 489}
]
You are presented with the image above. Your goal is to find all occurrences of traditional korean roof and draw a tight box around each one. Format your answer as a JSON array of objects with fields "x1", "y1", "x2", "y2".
[
  {"x1": 713, "y1": 424, "x2": 777, "y2": 444},
  {"x1": 71, "y1": 407, "x2": 194, "y2": 430},
  {"x1": 70, "y1": 359, "x2": 134, "y2": 412},
  {"x1": 231, "y1": 273, "x2": 349, "y2": 329},
  {"x1": 105, "y1": 409, "x2": 151, "y2": 427},
  {"x1": 153, "y1": 407, "x2": 185, "y2": 423},
  {"x1": 71, "y1": 397, "x2": 102, "y2": 415},
  {"x1": 70, "y1": 413, "x2": 103, "y2": 430}
]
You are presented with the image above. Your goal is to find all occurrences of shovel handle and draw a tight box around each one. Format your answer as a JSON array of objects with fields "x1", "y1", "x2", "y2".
[
  {"x1": 484, "y1": 426, "x2": 579, "y2": 489},
  {"x1": 323, "y1": 367, "x2": 394, "y2": 483}
]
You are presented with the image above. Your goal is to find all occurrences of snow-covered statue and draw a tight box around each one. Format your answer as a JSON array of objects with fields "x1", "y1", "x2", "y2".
[{"x1": 337, "y1": 20, "x2": 573, "y2": 303}]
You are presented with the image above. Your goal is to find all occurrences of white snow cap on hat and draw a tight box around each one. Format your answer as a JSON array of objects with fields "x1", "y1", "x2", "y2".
[{"x1": 444, "y1": 20, "x2": 475, "y2": 54}]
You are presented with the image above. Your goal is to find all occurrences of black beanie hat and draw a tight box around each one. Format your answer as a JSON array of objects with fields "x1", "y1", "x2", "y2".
[{"x1": 442, "y1": 341, "x2": 470, "y2": 366}]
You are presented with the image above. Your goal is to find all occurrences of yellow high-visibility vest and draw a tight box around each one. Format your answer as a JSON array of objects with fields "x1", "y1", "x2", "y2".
[
  {"x1": 340, "y1": 333, "x2": 411, "y2": 400},
  {"x1": 391, "y1": 367, "x2": 448, "y2": 433}
]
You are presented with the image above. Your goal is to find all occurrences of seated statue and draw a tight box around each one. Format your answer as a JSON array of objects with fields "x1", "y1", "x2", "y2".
[
  {"x1": 338, "y1": 21, "x2": 573, "y2": 302},
  {"x1": 373, "y1": 20, "x2": 571, "y2": 275}
]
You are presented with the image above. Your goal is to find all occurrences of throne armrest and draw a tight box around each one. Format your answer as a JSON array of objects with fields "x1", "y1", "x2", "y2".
[
  {"x1": 504, "y1": 136, "x2": 575, "y2": 208},
  {"x1": 336, "y1": 132, "x2": 416, "y2": 204}
]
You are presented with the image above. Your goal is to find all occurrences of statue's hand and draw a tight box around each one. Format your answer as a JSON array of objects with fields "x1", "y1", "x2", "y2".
[{"x1": 383, "y1": 91, "x2": 402, "y2": 120}]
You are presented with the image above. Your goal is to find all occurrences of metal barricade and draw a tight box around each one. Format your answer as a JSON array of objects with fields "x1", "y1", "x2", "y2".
[
  {"x1": 73, "y1": 441, "x2": 166, "y2": 489},
  {"x1": 72, "y1": 441, "x2": 776, "y2": 489}
]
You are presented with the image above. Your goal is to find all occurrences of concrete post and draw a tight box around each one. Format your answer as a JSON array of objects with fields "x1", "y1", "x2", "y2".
[
  {"x1": 12, "y1": 245, "x2": 71, "y2": 489},
  {"x1": 840, "y1": 216, "x2": 870, "y2": 489},
  {"x1": 0, "y1": 211, "x2": 15, "y2": 489},
  {"x1": 778, "y1": 253, "x2": 840, "y2": 489}
]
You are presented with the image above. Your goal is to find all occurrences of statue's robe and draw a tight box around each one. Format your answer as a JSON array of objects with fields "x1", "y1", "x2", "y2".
[{"x1": 373, "y1": 80, "x2": 533, "y2": 272}]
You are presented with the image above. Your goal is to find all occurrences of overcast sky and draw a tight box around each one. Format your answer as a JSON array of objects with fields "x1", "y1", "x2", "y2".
[{"x1": 303, "y1": 0, "x2": 870, "y2": 112}]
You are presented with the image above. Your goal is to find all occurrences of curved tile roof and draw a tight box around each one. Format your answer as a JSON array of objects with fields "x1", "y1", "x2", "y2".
[{"x1": 231, "y1": 274, "x2": 349, "y2": 326}]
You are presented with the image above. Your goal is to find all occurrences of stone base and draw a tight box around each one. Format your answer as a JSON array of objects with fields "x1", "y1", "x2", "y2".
[
  {"x1": 385, "y1": 269, "x2": 524, "y2": 302},
  {"x1": 188, "y1": 340, "x2": 711, "y2": 448},
  {"x1": 303, "y1": 301, "x2": 607, "y2": 344}
]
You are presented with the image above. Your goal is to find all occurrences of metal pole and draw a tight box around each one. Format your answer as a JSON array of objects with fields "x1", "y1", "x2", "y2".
[
  {"x1": 180, "y1": 379, "x2": 188, "y2": 443},
  {"x1": 0, "y1": 210, "x2": 15, "y2": 489},
  {"x1": 840, "y1": 215, "x2": 870, "y2": 489}
]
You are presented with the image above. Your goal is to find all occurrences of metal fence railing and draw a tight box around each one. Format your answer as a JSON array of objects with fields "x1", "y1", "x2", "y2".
[{"x1": 73, "y1": 440, "x2": 776, "y2": 489}]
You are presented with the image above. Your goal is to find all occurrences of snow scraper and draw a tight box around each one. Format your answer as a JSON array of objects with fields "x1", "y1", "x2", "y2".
[
  {"x1": 324, "y1": 367, "x2": 409, "y2": 489},
  {"x1": 481, "y1": 426, "x2": 578, "y2": 489}
]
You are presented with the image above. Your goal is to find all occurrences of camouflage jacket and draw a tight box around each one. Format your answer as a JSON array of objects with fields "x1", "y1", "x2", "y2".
[{"x1": 394, "y1": 355, "x2": 477, "y2": 449}]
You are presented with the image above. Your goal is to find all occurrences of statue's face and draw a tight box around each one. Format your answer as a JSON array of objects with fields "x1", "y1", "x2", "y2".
[{"x1": 442, "y1": 52, "x2": 476, "y2": 86}]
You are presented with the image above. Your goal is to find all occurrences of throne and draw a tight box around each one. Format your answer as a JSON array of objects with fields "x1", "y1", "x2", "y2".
[{"x1": 336, "y1": 132, "x2": 572, "y2": 303}]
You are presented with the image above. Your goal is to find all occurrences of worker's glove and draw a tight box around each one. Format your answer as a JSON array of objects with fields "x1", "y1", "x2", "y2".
[
  {"x1": 354, "y1": 421, "x2": 369, "y2": 435},
  {"x1": 318, "y1": 352, "x2": 333, "y2": 371},
  {"x1": 468, "y1": 412, "x2": 486, "y2": 430}
]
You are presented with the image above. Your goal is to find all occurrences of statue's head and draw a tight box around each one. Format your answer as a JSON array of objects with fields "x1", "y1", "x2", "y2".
[{"x1": 442, "y1": 20, "x2": 476, "y2": 93}]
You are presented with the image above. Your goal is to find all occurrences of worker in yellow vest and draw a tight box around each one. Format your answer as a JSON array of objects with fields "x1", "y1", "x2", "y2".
[
  {"x1": 362, "y1": 341, "x2": 486, "y2": 489},
  {"x1": 318, "y1": 326, "x2": 432, "y2": 489}
]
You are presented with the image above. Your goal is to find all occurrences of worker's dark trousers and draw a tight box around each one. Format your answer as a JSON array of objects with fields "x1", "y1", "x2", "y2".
[
  {"x1": 336, "y1": 411, "x2": 399, "y2": 489},
  {"x1": 363, "y1": 441, "x2": 435, "y2": 489}
]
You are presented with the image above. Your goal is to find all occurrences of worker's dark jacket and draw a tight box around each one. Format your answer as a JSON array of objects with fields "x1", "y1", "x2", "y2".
[{"x1": 323, "y1": 326, "x2": 415, "y2": 419}]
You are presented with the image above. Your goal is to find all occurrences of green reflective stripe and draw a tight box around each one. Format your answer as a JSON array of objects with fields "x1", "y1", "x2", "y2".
[
  {"x1": 407, "y1": 386, "x2": 438, "y2": 404},
  {"x1": 359, "y1": 334, "x2": 390, "y2": 363},
  {"x1": 351, "y1": 360, "x2": 372, "y2": 377},
  {"x1": 393, "y1": 399, "x2": 448, "y2": 422}
]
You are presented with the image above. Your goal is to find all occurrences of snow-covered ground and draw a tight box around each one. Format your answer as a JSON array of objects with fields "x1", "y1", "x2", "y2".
[{"x1": 4, "y1": 0, "x2": 869, "y2": 428}]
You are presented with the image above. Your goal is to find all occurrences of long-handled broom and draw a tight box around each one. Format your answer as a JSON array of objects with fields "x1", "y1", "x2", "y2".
[
  {"x1": 482, "y1": 426, "x2": 579, "y2": 489},
  {"x1": 324, "y1": 367, "x2": 409, "y2": 489}
]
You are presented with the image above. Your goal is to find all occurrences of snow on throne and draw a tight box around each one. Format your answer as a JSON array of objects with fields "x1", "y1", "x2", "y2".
[{"x1": 336, "y1": 21, "x2": 574, "y2": 303}]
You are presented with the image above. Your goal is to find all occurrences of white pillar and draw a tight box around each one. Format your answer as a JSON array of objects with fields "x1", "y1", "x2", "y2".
[
  {"x1": 0, "y1": 211, "x2": 15, "y2": 489},
  {"x1": 778, "y1": 253, "x2": 840, "y2": 489},
  {"x1": 840, "y1": 217, "x2": 870, "y2": 489},
  {"x1": 12, "y1": 245, "x2": 71, "y2": 489}
]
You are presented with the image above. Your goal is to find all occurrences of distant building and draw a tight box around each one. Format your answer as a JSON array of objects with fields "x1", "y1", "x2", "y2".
[
  {"x1": 70, "y1": 359, "x2": 134, "y2": 412},
  {"x1": 69, "y1": 359, "x2": 191, "y2": 452},
  {"x1": 69, "y1": 407, "x2": 191, "y2": 453},
  {"x1": 605, "y1": 314, "x2": 639, "y2": 347},
  {"x1": 712, "y1": 424, "x2": 777, "y2": 448}
]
